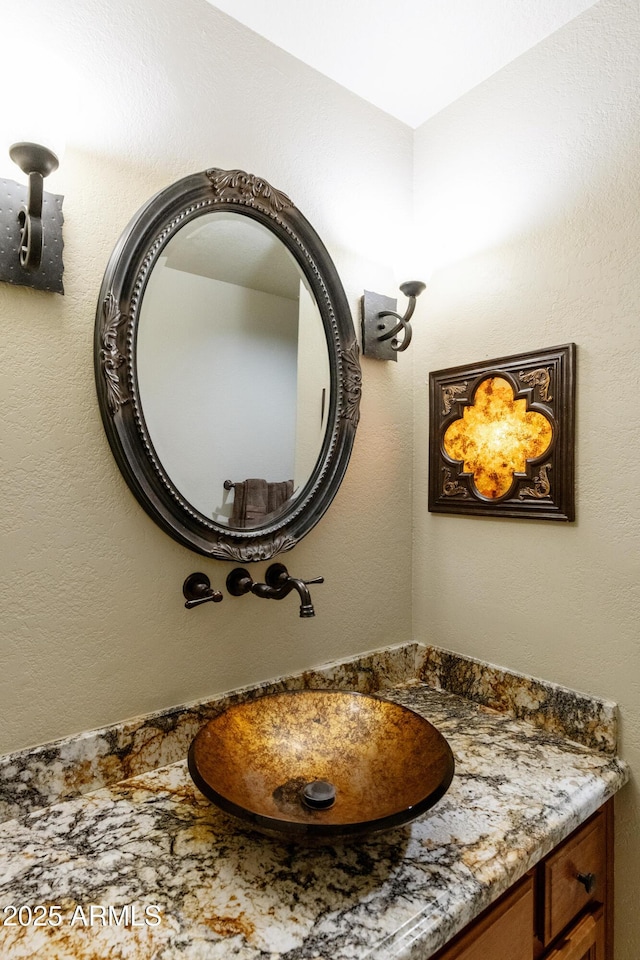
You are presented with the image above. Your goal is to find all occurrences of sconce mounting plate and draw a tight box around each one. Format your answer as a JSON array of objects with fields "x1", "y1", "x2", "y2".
[
  {"x1": 0, "y1": 177, "x2": 64, "y2": 293},
  {"x1": 361, "y1": 289, "x2": 400, "y2": 361}
]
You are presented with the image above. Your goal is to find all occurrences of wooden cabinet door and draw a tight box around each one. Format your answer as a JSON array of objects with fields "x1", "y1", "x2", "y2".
[
  {"x1": 543, "y1": 908, "x2": 605, "y2": 960},
  {"x1": 541, "y1": 812, "x2": 606, "y2": 946},
  {"x1": 434, "y1": 875, "x2": 534, "y2": 960}
]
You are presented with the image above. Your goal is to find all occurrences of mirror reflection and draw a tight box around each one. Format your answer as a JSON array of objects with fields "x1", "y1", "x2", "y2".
[{"x1": 137, "y1": 212, "x2": 331, "y2": 529}]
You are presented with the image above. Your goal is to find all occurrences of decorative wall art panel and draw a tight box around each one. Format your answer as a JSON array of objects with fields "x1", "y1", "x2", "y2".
[{"x1": 429, "y1": 344, "x2": 575, "y2": 520}]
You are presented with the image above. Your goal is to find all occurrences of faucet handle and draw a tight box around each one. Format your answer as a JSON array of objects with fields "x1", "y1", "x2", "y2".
[
  {"x1": 183, "y1": 572, "x2": 223, "y2": 609},
  {"x1": 264, "y1": 563, "x2": 289, "y2": 587},
  {"x1": 264, "y1": 563, "x2": 324, "y2": 588}
]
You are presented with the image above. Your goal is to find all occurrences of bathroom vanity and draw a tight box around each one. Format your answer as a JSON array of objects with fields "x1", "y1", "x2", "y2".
[
  {"x1": 432, "y1": 803, "x2": 611, "y2": 959},
  {"x1": 0, "y1": 644, "x2": 628, "y2": 959}
]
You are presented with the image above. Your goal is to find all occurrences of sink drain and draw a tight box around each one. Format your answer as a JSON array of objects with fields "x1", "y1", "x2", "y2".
[{"x1": 301, "y1": 780, "x2": 336, "y2": 810}]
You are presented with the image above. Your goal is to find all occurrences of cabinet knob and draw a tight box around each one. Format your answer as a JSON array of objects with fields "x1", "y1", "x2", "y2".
[{"x1": 577, "y1": 871, "x2": 597, "y2": 894}]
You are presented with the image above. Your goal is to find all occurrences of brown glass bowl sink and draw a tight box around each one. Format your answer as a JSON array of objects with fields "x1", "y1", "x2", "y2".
[{"x1": 188, "y1": 690, "x2": 454, "y2": 841}]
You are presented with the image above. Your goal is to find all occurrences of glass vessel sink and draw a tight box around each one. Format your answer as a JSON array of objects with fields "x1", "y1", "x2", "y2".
[{"x1": 188, "y1": 690, "x2": 455, "y2": 841}]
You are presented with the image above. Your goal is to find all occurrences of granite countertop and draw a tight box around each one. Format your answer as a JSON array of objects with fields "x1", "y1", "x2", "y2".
[{"x1": 0, "y1": 645, "x2": 629, "y2": 959}]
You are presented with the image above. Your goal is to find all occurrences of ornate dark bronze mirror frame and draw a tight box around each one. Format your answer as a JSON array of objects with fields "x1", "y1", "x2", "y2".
[
  {"x1": 94, "y1": 168, "x2": 361, "y2": 561},
  {"x1": 428, "y1": 343, "x2": 575, "y2": 521}
]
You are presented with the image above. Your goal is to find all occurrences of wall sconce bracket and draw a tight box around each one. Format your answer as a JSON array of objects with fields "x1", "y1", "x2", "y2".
[
  {"x1": 0, "y1": 176, "x2": 64, "y2": 293},
  {"x1": 361, "y1": 281, "x2": 425, "y2": 360}
]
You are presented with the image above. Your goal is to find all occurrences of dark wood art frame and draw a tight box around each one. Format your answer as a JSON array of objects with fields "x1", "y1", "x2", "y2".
[
  {"x1": 94, "y1": 168, "x2": 361, "y2": 561},
  {"x1": 428, "y1": 344, "x2": 576, "y2": 521}
]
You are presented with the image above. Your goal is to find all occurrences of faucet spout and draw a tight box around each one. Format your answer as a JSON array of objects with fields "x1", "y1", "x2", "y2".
[
  {"x1": 280, "y1": 576, "x2": 315, "y2": 617},
  {"x1": 226, "y1": 563, "x2": 324, "y2": 617},
  {"x1": 264, "y1": 563, "x2": 324, "y2": 617}
]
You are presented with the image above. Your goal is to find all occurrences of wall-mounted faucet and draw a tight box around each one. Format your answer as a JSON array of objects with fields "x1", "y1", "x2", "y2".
[{"x1": 226, "y1": 563, "x2": 324, "y2": 618}]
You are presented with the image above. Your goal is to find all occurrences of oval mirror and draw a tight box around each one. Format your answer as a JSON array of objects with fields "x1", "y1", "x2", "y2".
[{"x1": 94, "y1": 168, "x2": 361, "y2": 561}]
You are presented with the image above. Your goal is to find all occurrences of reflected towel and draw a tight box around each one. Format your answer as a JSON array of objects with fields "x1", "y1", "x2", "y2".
[{"x1": 230, "y1": 479, "x2": 294, "y2": 526}]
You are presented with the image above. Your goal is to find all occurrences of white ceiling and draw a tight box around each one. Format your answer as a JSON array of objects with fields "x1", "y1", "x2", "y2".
[
  {"x1": 208, "y1": 0, "x2": 599, "y2": 128},
  {"x1": 164, "y1": 214, "x2": 301, "y2": 299}
]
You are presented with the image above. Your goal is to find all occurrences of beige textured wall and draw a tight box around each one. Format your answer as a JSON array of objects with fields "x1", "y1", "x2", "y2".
[
  {"x1": 3, "y1": 0, "x2": 637, "y2": 949},
  {"x1": 412, "y1": 1, "x2": 640, "y2": 954},
  {"x1": 0, "y1": 0, "x2": 414, "y2": 755}
]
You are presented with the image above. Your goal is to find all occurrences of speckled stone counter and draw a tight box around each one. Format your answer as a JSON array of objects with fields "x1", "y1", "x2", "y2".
[{"x1": 0, "y1": 646, "x2": 629, "y2": 959}]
